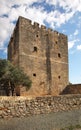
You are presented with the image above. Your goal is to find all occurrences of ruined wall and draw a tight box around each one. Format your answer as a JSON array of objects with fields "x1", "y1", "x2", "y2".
[
  {"x1": 0, "y1": 95, "x2": 81, "y2": 118},
  {"x1": 61, "y1": 84, "x2": 81, "y2": 94},
  {"x1": 8, "y1": 16, "x2": 69, "y2": 96}
]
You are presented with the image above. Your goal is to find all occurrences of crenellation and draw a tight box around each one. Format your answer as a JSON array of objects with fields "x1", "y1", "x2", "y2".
[
  {"x1": 59, "y1": 33, "x2": 67, "y2": 40},
  {"x1": 53, "y1": 31, "x2": 59, "y2": 42},
  {"x1": 54, "y1": 30, "x2": 59, "y2": 35},
  {"x1": 47, "y1": 28, "x2": 53, "y2": 33},
  {"x1": 33, "y1": 22, "x2": 39, "y2": 29},
  {"x1": 41, "y1": 25, "x2": 46, "y2": 30},
  {"x1": 19, "y1": 16, "x2": 32, "y2": 26}
]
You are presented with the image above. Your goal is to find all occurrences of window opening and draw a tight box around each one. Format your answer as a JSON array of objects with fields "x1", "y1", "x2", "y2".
[
  {"x1": 58, "y1": 76, "x2": 60, "y2": 79},
  {"x1": 33, "y1": 73, "x2": 36, "y2": 77},
  {"x1": 34, "y1": 46, "x2": 37, "y2": 52},
  {"x1": 58, "y1": 53, "x2": 61, "y2": 58},
  {"x1": 36, "y1": 34, "x2": 38, "y2": 37}
]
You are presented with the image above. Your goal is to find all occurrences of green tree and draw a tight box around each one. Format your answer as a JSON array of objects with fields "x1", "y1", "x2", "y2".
[{"x1": 0, "y1": 59, "x2": 32, "y2": 96}]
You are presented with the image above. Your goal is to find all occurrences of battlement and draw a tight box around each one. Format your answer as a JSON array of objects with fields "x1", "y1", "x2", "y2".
[
  {"x1": 8, "y1": 16, "x2": 67, "y2": 50},
  {"x1": 18, "y1": 16, "x2": 67, "y2": 38},
  {"x1": 19, "y1": 16, "x2": 32, "y2": 25},
  {"x1": 41, "y1": 25, "x2": 46, "y2": 29},
  {"x1": 59, "y1": 33, "x2": 67, "y2": 39}
]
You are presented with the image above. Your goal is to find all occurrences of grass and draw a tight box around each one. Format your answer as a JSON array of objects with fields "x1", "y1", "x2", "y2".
[{"x1": 60, "y1": 124, "x2": 81, "y2": 130}]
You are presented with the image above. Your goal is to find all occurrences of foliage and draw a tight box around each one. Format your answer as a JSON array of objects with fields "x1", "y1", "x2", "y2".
[{"x1": 0, "y1": 59, "x2": 32, "y2": 96}]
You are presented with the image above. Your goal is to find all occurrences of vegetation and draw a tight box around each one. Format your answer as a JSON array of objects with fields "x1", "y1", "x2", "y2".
[
  {"x1": 69, "y1": 82, "x2": 72, "y2": 85},
  {"x1": 0, "y1": 59, "x2": 32, "y2": 96},
  {"x1": 60, "y1": 124, "x2": 81, "y2": 130}
]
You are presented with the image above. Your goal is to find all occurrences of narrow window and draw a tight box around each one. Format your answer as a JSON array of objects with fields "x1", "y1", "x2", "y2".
[
  {"x1": 58, "y1": 53, "x2": 61, "y2": 58},
  {"x1": 34, "y1": 46, "x2": 37, "y2": 52},
  {"x1": 33, "y1": 73, "x2": 36, "y2": 77},
  {"x1": 56, "y1": 41, "x2": 58, "y2": 44},
  {"x1": 48, "y1": 102, "x2": 51, "y2": 106},
  {"x1": 36, "y1": 34, "x2": 38, "y2": 37},
  {"x1": 58, "y1": 76, "x2": 60, "y2": 79}
]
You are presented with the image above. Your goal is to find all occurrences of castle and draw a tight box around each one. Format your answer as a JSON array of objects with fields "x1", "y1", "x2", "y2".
[
  {"x1": 8, "y1": 16, "x2": 69, "y2": 96},
  {"x1": 1, "y1": 16, "x2": 81, "y2": 129}
]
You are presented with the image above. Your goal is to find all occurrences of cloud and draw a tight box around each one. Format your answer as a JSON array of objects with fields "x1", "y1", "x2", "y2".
[
  {"x1": 45, "y1": 10, "x2": 74, "y2": 28},
  {"x1": 4, "y1": 48, "x2": 7, "y2": 54},
  {"x1": 74, "y1": 29, "x2": 79, "y2": 35},
  {"x1": 46, "y1": 0, "x2": 58, "y2": 6},
  {"x1": 0, "y1": 17, "x2": 14, "y2": 48},
  {"x1": 68, "y1": 40, "x2": 75, "y2": 49},
  {"x1": 25, "y1": 6, "x2": 47, "y2": 25},
  {"x1": 77, "y1": 45, "x2": 81, "y2": 50},
  {"x1": 46, "y1": 0, "x2": 81, "y2": 12},
  {"x1": 0, "y1": 47, "x2": 7, "y2": 53},
  {"x1": 0, "y1": 0, "x2": 81, "y2": 55},
  {"x1": 0, "y1": 0, "x2": 44, "y2": 52},
  {"x1": 68, "y1": 39, "x2": 79, "y2": 49}
]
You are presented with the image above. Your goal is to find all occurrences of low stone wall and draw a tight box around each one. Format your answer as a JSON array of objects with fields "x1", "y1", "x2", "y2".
[{"x1": 0, "y1": 94, "x2": 81, "y2": 118}]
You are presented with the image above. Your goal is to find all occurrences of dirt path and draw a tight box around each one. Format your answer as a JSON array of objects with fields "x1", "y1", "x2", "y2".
[{"x1": 0, "y1": 109, "x2": 81, "y2": 130}]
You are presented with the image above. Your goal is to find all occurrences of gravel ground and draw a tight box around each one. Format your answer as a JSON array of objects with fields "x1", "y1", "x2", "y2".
[{"x1": 0, "y1": 109, "x2": 81, "y2": 130}]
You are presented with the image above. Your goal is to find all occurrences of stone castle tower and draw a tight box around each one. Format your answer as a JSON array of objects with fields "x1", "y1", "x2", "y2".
[{"x1": 8, "y1": 16, "x2": 69, "y2": 96}]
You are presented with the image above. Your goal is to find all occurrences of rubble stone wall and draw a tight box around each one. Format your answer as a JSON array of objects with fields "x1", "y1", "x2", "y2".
[{"x1": 0, "y1": 95, "x2": 81, "y2": 118}]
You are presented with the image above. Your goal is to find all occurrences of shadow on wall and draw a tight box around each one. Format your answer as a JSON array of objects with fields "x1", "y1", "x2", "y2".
[
  {"x1": 60, "y1": 84, "x2": 81, "y2": 95},
  {"x1": 1, "y1": 84, "x2": 81, "y2": 96}
]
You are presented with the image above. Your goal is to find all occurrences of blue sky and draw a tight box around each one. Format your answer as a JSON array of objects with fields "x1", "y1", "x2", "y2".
[{"x1": 0, "y1": 0, "x2": 81, "y2": 84}]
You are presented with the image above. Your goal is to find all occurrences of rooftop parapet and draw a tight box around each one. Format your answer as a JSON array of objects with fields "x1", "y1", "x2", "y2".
[
  {"x1": 54, "y1": 31, "x2": 59, "y2": 35},
  {"x1": 41, "y1": 25, "x2": 46, "y2": 30},
  {"x1": 11, "y1": 16, "x2": 67, "y2": 41},
  {"x1": 47, "y1": 28, "x2": 53, "y2": 33},
  {"x1": 19, "y1": 16, "x2": 32, "y2": 25},
  {"x1": 33, "y1": 22, "x2": 39, "y2": 29},
  {"x1": 59, "y1": 33, "x2": 67, "y2": 40}
]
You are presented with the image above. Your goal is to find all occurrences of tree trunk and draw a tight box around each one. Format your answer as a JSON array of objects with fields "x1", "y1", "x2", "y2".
[{"x1": 15, "y1": 86, "x2": 20, "y2": 96}]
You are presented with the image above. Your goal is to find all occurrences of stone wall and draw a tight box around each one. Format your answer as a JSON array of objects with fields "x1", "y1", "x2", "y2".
[
  {"x1": 8, "y1": 18, "x2": 19, "y2": 65},
  {"x1": 61, "y1": 84, "x2": 81, "y2": 94},
  {"x1": 0, "y1": 95, "x2": 81, "y2": 118}
]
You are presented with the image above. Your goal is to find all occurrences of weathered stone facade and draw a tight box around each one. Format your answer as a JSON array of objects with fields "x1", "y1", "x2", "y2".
[{"x1": 8, "y1": 16, "x2": 69, "y2": 96}]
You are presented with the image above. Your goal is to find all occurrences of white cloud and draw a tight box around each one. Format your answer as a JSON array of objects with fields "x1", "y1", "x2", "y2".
[
  {"x1": 45, "y1": 10, "x2": 74, "y2": 28},
  {"x1": 46, "y1": 0, "x2": 81, "y2": 12},
  {"x1": 0, "y1": 0, "x2": 45, "y2": 52},
  {"x1": 4, "y1": 48, "x2": 7, "y2": 54},
  {"x1": 74, "y1": 30, "x2": 79, "y2": 35},
  {"x1": 68, "y1": 41, "x2": 75, "y2": 49},
  {"x1": 0, "y1": 17, "x2": 14, "y2": 49},
  {"x1": 0, "y1": 1, "x2": 10, "y2": 16},
  {"x1": 77, "y1": 45, "x2": 81, "y2": 50},
  {"x1": 46, "y1": 0, "x2": 58, "y2": 6},
  {"x1": 25, "y1": 6, "x2": 47, "y2": 25},
  {"x1": 0, "y1": 0, "x2": 81, "y2": 55},
  {"x1": 68, "y1": 39, "x2": 79, "y2": 49}
]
